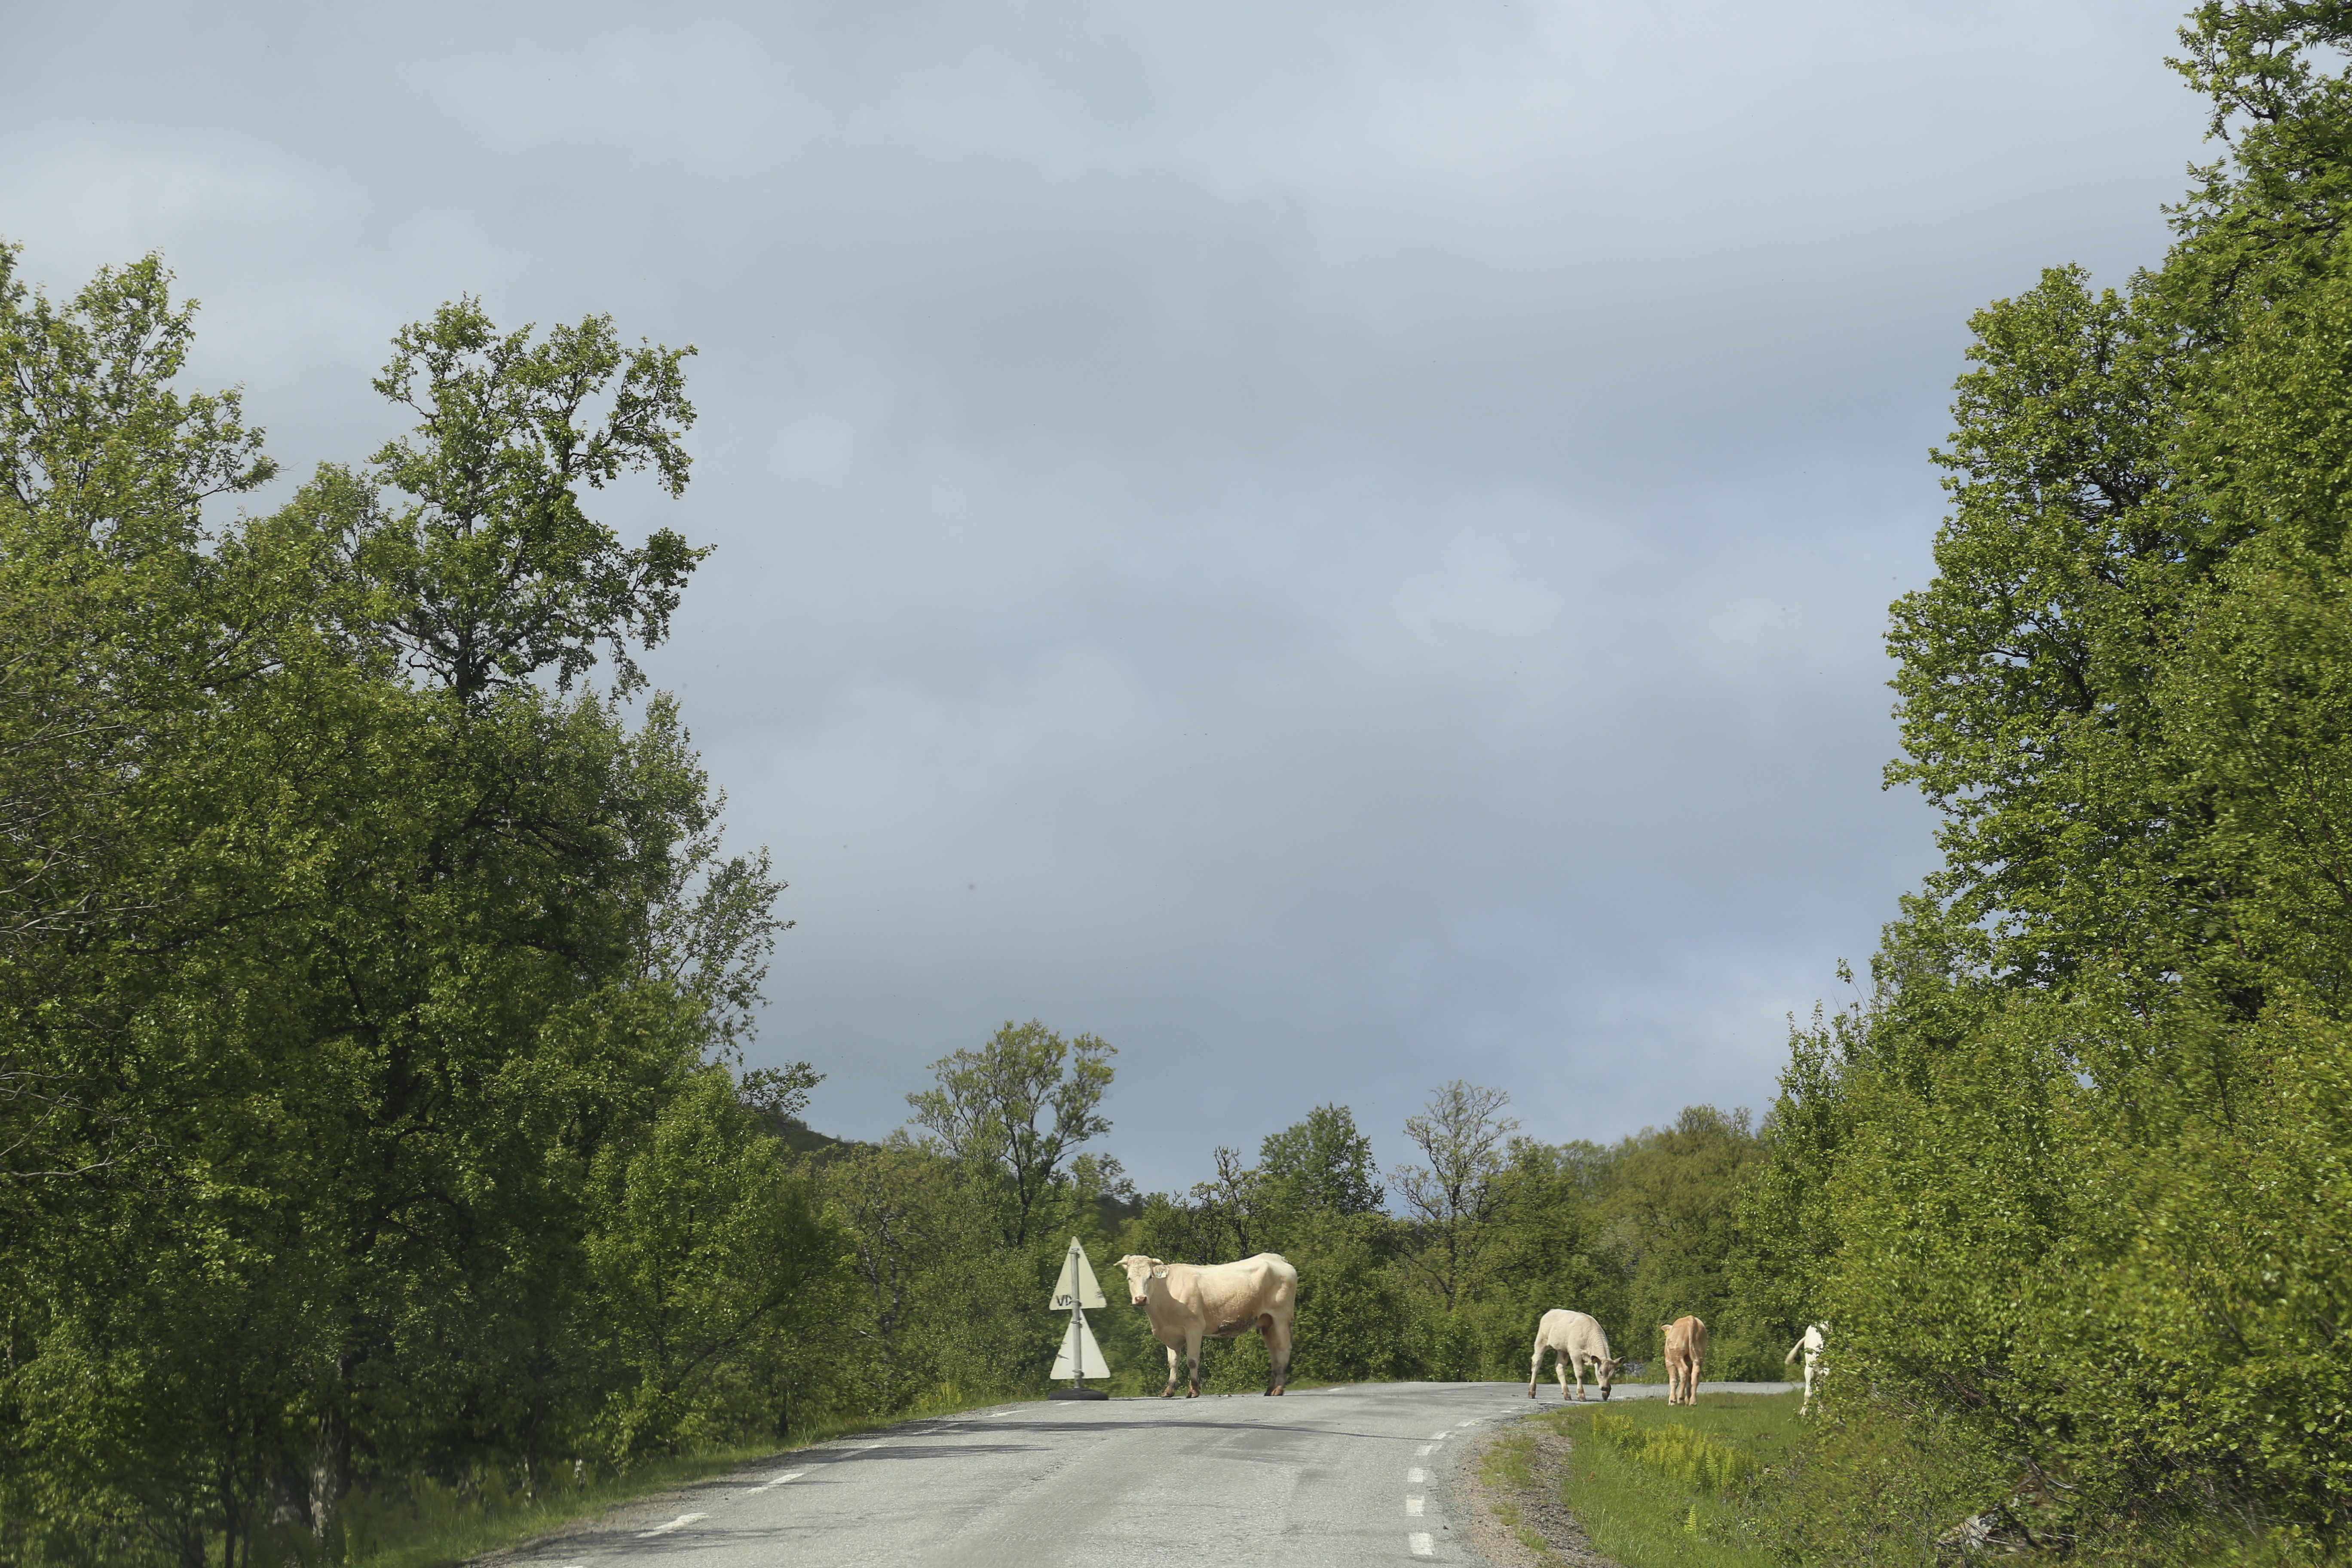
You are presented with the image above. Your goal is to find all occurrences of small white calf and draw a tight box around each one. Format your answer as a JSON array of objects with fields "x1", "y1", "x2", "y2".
[{"x1": 1526, "y1": 1309, "x2": 1620, "y2": 1401}]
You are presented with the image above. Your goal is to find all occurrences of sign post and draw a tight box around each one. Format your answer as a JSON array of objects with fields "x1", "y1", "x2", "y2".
[{"x1": 1046, "y1": 1236, "x2": 1111, "y2": 1401}]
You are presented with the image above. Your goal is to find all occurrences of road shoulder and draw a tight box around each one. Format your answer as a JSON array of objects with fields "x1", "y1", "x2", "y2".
[{"x1": 1456, "y1": 1409, "x2": 1619, "y2": 1568}]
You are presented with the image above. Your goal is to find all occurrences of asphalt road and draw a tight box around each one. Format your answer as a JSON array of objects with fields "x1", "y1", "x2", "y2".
[{"x1": 523, "y1": 1380, "x2": 1794, "y2": 1568}]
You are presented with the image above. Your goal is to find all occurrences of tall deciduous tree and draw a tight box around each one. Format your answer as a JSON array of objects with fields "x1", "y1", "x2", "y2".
[
  {"x1": 905, "y1": 1020, "x2": 1117, "y2": 1250},
  {"x1": 1389, "y1": 1080, "x2": 1518, "y2": 1312},
  {"x1": 358, "y1": 299, "x2": 704, "y2": 699}
]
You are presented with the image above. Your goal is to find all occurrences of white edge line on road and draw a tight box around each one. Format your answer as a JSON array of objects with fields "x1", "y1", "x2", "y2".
[
  {"x1": 749, "y1": 1471, "x2": 803, "y2": 1491},
  {"x1": 1430, "y1": 1430, "x2": 1449, "y2": 1440},
  {"x1": 635, "y1": 1513, "x2": 707, "y2": 1538},
  {"x1": 1409, "y1": 1532, "x2": 1435, "y2": 1557},
  {"x1": 1406, "y1": 1495, "x2": 1425, "y2": 1516},
  {"x1": 1416, "y1": 1444, "x2": 1433, "y2": 1457},
  {"x1": 1408, "y1": 1468, "x2": 1426, "y2": 1483}
]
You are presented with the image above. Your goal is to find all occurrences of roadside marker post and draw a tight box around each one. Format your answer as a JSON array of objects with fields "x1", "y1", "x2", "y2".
[{"x1": 1047, "y1": 1236, "x2": 1111, "y2": 1401}]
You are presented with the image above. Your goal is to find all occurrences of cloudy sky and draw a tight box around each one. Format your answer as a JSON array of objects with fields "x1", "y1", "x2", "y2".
[{"x1": 6, "y1": 1, "x2": 2209, "y2": 1191}]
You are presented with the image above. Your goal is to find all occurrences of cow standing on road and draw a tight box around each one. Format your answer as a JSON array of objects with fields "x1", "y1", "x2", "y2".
[
  {"x1": 1662, "y1": 1315, "x2": 1708, "y2": 1406},
  {"x1": 1526, "y1": 1309, "x2": 1620, "y2": 1401},
  {"x1": 1786, "y1": 1323, "x2": 1827, "y2": 1416},
  {"x1": 1112, "y1": 1253, "x2": 1298, "y2": 1397}
]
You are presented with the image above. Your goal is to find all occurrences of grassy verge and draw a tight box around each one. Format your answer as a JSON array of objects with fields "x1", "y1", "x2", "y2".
[
  {"x1": 1545, "y1": 1395, "x2": 2328, "y2": 1568},
  {"x1": 1545, "y1": 1393, "x2": 1801, "y2": 1568},
  {"x1": 341, "y1": 1388, "x2": 1045, "y2": 1568}
]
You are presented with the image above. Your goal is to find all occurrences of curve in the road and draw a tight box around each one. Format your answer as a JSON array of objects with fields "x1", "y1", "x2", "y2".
[{"x1": 514, "y1": 1382, "x2": 1792, "y2": 1568}]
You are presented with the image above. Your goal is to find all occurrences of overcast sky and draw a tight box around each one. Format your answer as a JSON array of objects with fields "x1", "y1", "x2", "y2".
[{"x1": 5, "y1": 0, "x2": 2210, "y2": 1193}]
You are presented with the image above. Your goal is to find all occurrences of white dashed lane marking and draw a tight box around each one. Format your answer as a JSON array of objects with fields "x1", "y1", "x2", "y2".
[
  {"x1": 636, "y1": 1513, "x2": 706, "y2": 1538},
  {"x1": 1409, "y1": 1532, "x2": 1435, "y2": 1557},
  {"x1": 1416, "y1": 1444, "x2": 1433, "y2": 1457},
  {"x1": 747, "y1": 1471, "x2": 803, "y2": 1492},
  {"x1": 1406, "y1": 1495, "x2": 1425, "y2": 1517},
  {"x1": 1407, "y1": 1467, "x2": 1426, "y2": 1483}
]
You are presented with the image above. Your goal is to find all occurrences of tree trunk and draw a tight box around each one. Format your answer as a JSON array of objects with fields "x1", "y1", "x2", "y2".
[{"x1": 308, "y1": 1355, "x2": 352, "y2": 1543}]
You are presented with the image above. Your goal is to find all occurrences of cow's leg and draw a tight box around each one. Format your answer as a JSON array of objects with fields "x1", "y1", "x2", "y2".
[
  {"x1": 1528, "y1": 1343, "x2": 1544, "y2": 1400},
  {"x1": 1260, "y1": 1313, "x2": 1291, "y2": 1395},
  {"x1": 1185, "y1": 1328, "x2": 1204, "y2": 1397},
  {"x1": 1570, "y1": 1352, "x2": 1585, "y2": 1402},
  {"x1": 1161, "y1": 1339, "x2": 1181, "y2": 1398}
]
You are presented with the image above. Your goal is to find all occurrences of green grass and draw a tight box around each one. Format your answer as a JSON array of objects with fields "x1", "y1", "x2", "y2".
[{"x1": 1545, "y1": 1393, "x2": 1802, "y2": 1568}]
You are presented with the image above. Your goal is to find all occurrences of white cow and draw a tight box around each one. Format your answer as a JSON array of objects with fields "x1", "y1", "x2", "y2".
[
  {"x1": 1526, "y1": 1309, "x2": 1620, "y2": 1401},
  {"x1": 1112, "y1": 1253, "x2": 1298, "y2": 1397},
  {"x1": 1786, "y1": 1323, "x2": 1827, "y2": 1416}
]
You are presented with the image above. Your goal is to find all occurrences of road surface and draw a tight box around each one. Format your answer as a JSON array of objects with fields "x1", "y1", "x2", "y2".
[{"x1": 521, "y1": 1381, "x2": 1794, "y2": 1568}]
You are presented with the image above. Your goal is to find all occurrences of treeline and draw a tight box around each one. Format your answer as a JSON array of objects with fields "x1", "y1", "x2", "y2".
[
  {"x1": 1109, "y1": 1088, "x2": 1783, "y2": 1392},
  {"x1": 778, "y1": 1030, "x2": 1787, "y2": 1409},
  {"x1": 0, "y1": 253, "x2": 841, "y2": 1568},
  {"x1": 1729, "y1": 4, "x2": 2352, "y2": 1559}
]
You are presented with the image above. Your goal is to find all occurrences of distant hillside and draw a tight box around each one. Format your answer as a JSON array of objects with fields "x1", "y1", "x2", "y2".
[{"x1": 750, "y1": 1110, "x2": 866, "y2": 1159}]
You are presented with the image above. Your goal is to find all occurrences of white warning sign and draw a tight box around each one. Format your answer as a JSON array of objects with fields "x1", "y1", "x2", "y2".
[
  {"x1": 1049, "y1": 1236, "x2": 1107, "y2": 1311},
  {"x1": 1050, "y1": 1317, "x2": 1110, "y2": 1380}
]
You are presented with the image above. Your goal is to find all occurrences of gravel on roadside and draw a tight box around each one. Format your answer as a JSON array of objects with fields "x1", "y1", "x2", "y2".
[{"x1": 1453, "y1": 1412, "x2": 1620, "y2": 1568}]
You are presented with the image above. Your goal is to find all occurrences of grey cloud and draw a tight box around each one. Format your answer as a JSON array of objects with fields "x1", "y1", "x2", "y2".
[{"x1": 3, "y1": 0, "x2": 2205, "y2": 1187}]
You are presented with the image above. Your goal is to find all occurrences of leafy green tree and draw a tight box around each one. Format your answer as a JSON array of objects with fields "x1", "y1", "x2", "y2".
[
  {"x1": 905, "y1": 1020, "x2": 1117, "y2": 1250},
  {"x1": 1258, "y1": 1102, "x2": 1384, "y2": 1223},
  {"x1": 0, "y1": 250, "x2": 828, "y2": 1568},
  {"x1": 585, "y1": 1070, "x2": 842, "y2": 1459},
  {"x1": 1389, "y1": 1080, "x2": 1519, "y2": 1312},
  {"x1": 1736, "y1": 6, "x2": 2352, "y2": 1545},
  {"x1": 808, "y1": 1139, "x2": 1034, "y2": 1415},
  {"x1": 356, "y1": 298, "x2": 704, "y2": 699}
]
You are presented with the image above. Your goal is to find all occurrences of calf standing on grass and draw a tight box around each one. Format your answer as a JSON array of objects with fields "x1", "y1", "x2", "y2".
[{"x1": 1662, "y1": 1315, "x2": 1708, "y2": 1406}]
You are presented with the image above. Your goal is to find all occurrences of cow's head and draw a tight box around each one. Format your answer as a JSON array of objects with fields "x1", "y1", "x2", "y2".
[
  {"x1": 1596, "y1": 1355, "x2": 1622, "y2": 1399},
  {"x1": 1111, "y1": 1255, "x2": 1166, "y2": 1305}
]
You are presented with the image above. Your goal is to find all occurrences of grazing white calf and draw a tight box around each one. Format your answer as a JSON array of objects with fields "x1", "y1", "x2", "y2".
[
  {"x1": 1662, "y1": 1315, "x2": 1708, "y2": 1406},
  {"x1": 1786, "y1": 1323, "x2": 1827, "y2": 1415},
  {"x1": 1112, "y1": 1253, "x2": 1298, "y2": 1397},
  {"x1": 1526, "y1": 1309, "x2": 1621, "y2": 1401}
]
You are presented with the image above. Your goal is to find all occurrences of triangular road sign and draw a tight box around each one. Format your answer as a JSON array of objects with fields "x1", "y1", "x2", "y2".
[
  {"x1": 1050, "y1": 1317, "x2": 1110, "y2": 1380},
  {"x1": 1050, "y1": 1236, "x2": 1106, "y2": 1310}
]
